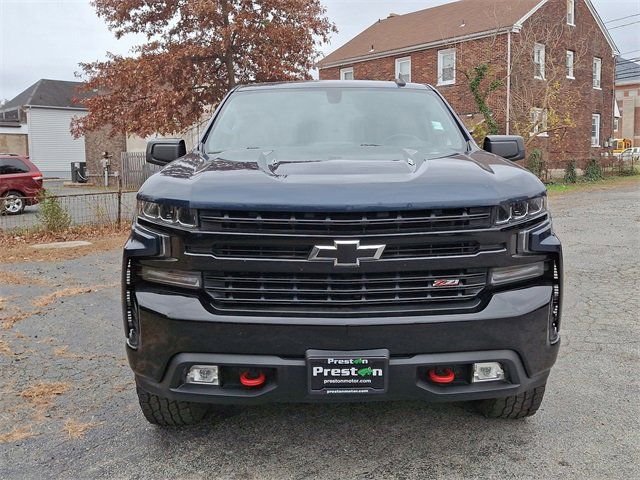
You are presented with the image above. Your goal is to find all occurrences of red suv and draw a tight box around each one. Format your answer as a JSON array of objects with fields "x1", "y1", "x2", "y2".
[{"x1": 0, "y1": 154, "x2": 44, "y2": 215}]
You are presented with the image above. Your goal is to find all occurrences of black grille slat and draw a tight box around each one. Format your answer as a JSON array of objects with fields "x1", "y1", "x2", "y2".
[
  {"x1": 199, "y1": 208, "x2": 492, "y2": 235},
  {"x1": 204, "y1": 270, "x2": 487, "y2": 315},
  {"x1": 192, "y1": 242, "x2": 492, "y2": 260}
]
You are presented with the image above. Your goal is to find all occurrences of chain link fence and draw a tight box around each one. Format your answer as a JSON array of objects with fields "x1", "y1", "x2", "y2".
[{"x1": 0, "y1": 190, "x2": 138, "y2": 232}]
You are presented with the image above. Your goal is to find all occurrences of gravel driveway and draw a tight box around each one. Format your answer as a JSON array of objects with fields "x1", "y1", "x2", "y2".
[{"x1": 1, "y1": 182, "x2": 638, "y2": 479}]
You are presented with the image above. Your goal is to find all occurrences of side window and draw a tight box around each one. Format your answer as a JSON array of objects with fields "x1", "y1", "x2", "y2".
[
  {"x1": 395, "y1": 57, "x2": 411, "y2": 83},
  {"x1": 0, "y1": 159, "x2": 29, "y2": 175},
  {"x1": 534, "y1": 43, "x2": 545, "y2": 79},
  {"x1": 437, "y1": 49, "x2": 456, "y2": 86},
  {"x1": 566, "y1": 51, "x2": 575, "y2": 79},
  {"x1": 340, "y1": 67, "x2": 354, "y2": 81},
  {"x1": 593, "y1": 58, "x2": 602, "y2": 89},
  {"x1": 567, "y1": 0, "x2": 575, "y2": 26},
  {"x1": 591, "y1": 114, "x2": 601, "y2": 147}
]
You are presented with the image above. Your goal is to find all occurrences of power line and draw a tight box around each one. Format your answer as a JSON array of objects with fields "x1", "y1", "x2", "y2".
[
  {"x1": 604, "y1": 13, "x2": 640, "y2": 24},
  {"x1": 620, "y1": 49, "x2": 640, "y2": 56},
  {"x1": 609, "y1": 20, "x2": 640, "y2": 30}
]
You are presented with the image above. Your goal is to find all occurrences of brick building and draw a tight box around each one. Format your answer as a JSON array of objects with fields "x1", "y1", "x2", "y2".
[
  {"x1": 319, "y1": 0, "x2": 618, "y2": 168},
  {"x1": 614, "y1": 58, "x2": 640, "y2": 147}
]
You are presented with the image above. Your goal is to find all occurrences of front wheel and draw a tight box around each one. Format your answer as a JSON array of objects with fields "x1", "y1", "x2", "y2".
[
  {"x1": 2, "y1": 191, "x2": 26, "y2": 215},
  {"x1": 136, "y1": 382, "x2": 209, "y2": 426},
  {"x1": 476, "y1": 385, "x2": 546, "y2": 419}
]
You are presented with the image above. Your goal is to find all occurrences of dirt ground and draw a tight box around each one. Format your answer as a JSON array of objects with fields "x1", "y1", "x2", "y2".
[{"x1": 0, "y1": 180, "x2": 638, "y2": 479}]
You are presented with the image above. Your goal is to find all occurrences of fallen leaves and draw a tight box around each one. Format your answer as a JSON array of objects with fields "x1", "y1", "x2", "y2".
[{"x1": 0, "y1": 224, "x2": 130, "y2": 264}]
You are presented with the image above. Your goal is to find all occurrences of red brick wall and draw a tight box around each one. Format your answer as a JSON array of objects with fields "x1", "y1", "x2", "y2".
[
  {"x1": 511, "y1": 0, "x2": 615, "y2": 167},
  {"x1": 321, "y1": 35, "x2": 509, "y2": 128},
  {"x1": 319, "y1": 0, "x2": 615, "y2": 169}
]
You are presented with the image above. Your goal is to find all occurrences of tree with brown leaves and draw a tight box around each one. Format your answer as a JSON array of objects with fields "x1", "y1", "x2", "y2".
[{"x1": 72, "y1": 0, "x2": 336, "y2": 138}]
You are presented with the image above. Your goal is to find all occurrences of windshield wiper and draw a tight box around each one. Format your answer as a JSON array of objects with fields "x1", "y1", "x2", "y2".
[{"x1": 360, "y1": 143, "x2": 382, "y2": 147}]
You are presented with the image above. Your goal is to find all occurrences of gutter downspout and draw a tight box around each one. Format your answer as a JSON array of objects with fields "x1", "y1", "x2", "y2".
[{"x1": 506, "y1": 31, "x2": 512, "y2": 135}]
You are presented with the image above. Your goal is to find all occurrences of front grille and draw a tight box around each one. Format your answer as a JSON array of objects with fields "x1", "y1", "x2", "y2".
[
  {"x1": 199, "y1": 208, "x2": 493, "y2": 235},
  {"x1": 189, "y1": 241, "x2": 488, "y2": 260},
  {"x1": 204, "y1": 270, "x2": 487, "y2": 316}
]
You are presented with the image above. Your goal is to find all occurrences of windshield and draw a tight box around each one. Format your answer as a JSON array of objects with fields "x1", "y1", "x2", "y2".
[{"x1": 204, "y1": 87, "x2": 467, "y2": 157}]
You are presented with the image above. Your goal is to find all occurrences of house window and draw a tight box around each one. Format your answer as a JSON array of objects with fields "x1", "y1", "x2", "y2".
[
  {"x1": 437, "y1": 49, "x2": 456, "y2": 85},
  {"x1": 566, "y1": 51, "x2": 575, "y2": 79},
  {"x1": 534, "y1": 43, "x2": 545, "y2": 79},
  {"x1": 593, "y1": 58, "x2": 602, "y2": 89},
  {"x1": 614, "y1": 117, "x2": 620, "y2": 132},
  {"x1": 591, "y1": 114, "x2": 601, "y2": 147},
  {"x1": 567, "y1": 0, "x2": 575, "y2": 25},
  {"x1": 340, "y1": 67, "x2": 354, "y2": 81},
  {"x1": 395, "y1": 57, "x2": 411, "y2": 82},
  {"x1": 530, "y1": 108, "x2": 548, "y2": 136}
]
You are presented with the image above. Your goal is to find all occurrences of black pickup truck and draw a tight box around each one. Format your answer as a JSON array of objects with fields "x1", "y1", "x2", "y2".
[{"x1": 123, "y1": 81, "x2": 562, "y2": 426}]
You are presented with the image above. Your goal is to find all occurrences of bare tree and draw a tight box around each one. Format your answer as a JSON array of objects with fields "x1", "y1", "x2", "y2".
[{"x1": 509, "y1": 14, "x2": 597, "y2": 147}]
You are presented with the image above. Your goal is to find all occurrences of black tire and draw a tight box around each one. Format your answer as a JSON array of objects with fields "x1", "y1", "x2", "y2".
[
  {"x1": 136, "y1": 384, "x2": 209, "y2": 426},
  {"x1": 2, "y1": 191, "x2": 26, "y2": 215},
  {"x1": 477, "y1": 385, "x2": 546, "y2": 419}
]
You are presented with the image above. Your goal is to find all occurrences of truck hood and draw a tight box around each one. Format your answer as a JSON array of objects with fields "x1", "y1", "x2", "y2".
[{"x1": 138, "y1": 147, "x2": 546, "y2": 210}]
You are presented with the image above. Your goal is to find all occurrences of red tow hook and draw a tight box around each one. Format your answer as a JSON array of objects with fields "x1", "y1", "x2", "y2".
[
  {"x1": 239, "y1": 370, "x2": 266, "y2": 388},
  {"x1": 428, "y1": 367, "x2": 455, "y2": 384}
]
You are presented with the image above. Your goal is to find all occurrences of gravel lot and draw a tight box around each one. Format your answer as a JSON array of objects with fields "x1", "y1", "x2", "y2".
[{"x1": 1, "y1": 182, "x2": 638, "y2": 479}]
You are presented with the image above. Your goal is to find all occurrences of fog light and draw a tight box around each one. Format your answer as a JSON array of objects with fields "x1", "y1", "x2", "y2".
[
  {"x1": 186, "y1": 365, "x2": 219, "y2": 385},
  {"x1": 472, "y1": 362, "x2": 505, "y2": 383}
]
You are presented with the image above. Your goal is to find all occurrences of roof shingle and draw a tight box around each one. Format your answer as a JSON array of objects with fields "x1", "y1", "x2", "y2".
[
  {"x1": 319, "y1": 0, "x2": 543, "y2": 68},
  {"x1": 1, "y1": 79, "x2": 89, "y2": 112}
]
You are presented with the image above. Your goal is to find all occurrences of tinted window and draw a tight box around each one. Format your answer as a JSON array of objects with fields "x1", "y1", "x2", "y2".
[
  {"x1": 205, "y1": 88, "x2": 466, "y2": 158},
  {"x1": 0, "y1": 158, "x2": 30, "y2": 175}
]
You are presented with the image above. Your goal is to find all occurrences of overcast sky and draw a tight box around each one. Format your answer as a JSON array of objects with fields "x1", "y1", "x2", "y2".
[{"x1": 1, "y1": 0, "x2": 638, "y2": 101}]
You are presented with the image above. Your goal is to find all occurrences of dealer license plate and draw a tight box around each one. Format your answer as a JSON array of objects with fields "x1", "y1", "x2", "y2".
[{"x1": 307, "y1": 349, "x2": 389, "y2": 395}]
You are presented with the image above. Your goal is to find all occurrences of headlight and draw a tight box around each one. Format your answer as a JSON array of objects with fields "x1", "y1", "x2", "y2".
[
  {"x1": 137, "y1": 200, "x2": 197, "y2": 228},
  {"x1": 495, "y1": 196, "x2": 547, "y2": 225}
]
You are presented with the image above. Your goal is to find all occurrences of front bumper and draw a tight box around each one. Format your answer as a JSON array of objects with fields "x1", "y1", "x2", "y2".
[
  {"x1": 129, "y1": 285, "x2": 559, "y2": 404},
  {"x1": 124, "y1": 214, "x2": 563, "y2": 405}
]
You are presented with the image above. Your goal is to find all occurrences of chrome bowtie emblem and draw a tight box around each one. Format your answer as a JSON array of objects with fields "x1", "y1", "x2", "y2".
[{"x1": 309, "y1": 240, "x2": 386, "y2": 267}]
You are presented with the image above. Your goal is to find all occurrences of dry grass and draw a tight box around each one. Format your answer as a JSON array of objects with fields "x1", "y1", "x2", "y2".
[
  {"x1": 53, "y1": 346, "x2": 83, "y2": 360},
  {"x1": 31, "y1": 283, "x2": 116, "y2": 308},
  {"x1": 20, "y1": 382, "x2": 70, "y2": 408},
  {"x1": 0, "y1": 339, "x2": 13, "y2": 357},
  {"x1": 0, "y1": 425, "x2": 36, "y2": 444},
  {"x1": 62, "y1": 419, "x2": 100, "y2": 439},
  {"x1": 0, "y1": 224, "x2": 130, "y2": 264},
  {"x1": 32, "y1": 287, "x2": 95, "y2": 308},
  {"x1": 0, "y1": 271, "x2": 50, "y2": 286},
  {"x1": 0, "y1": 308, "x2": 42, "y2": 330}
]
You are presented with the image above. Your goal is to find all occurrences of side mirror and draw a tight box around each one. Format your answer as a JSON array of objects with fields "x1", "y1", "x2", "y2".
[
  {"x1": 483, "y1": 135, "x2": 526, "y2": 161},
  {"x1": 146, "y1": 139, "x2": 187, "y2": 166}
]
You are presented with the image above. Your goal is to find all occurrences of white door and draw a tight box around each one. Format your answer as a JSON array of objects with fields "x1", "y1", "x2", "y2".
[{"x1": 27, "y1": 107, "x2": 87, "y2": 178}]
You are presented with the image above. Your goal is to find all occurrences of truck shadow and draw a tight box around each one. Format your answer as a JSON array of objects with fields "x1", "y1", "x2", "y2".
[{"x1": 144, "y1": 400, "x2": 540, "y2": 477}]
